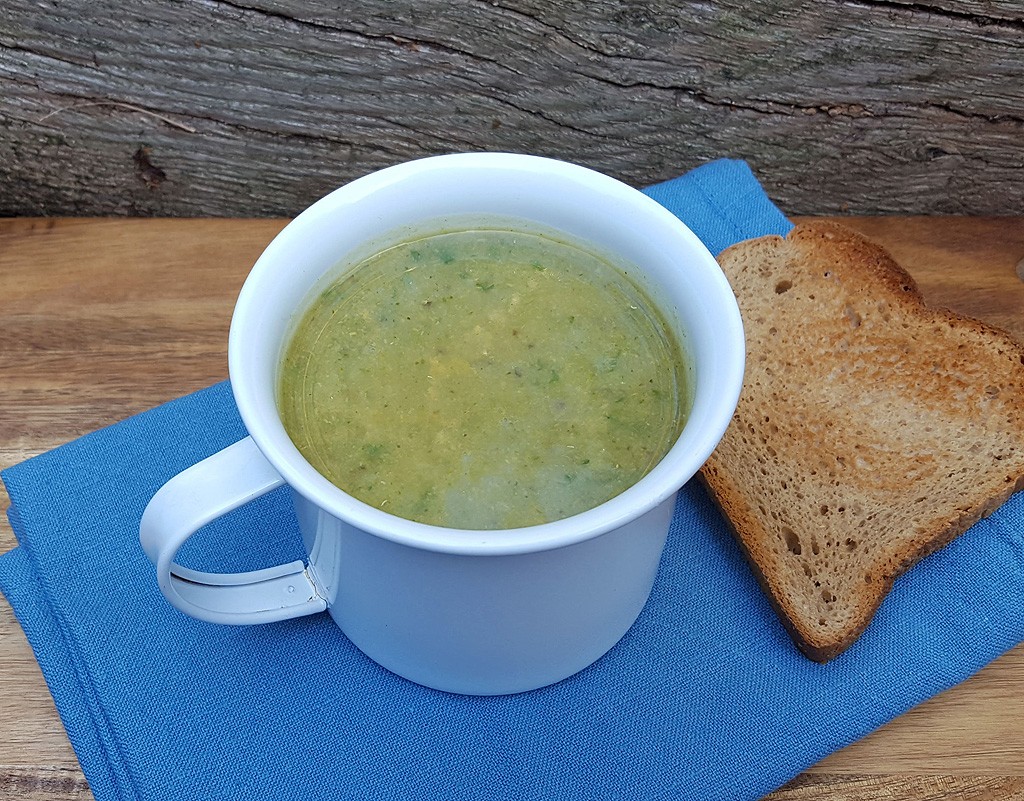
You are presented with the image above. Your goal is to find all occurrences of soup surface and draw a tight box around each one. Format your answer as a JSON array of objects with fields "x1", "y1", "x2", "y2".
[{"x1": 279, "y1": 228, "x2": 689, "y2": 529}]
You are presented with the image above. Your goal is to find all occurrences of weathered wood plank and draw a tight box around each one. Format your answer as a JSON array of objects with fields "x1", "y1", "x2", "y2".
[
  {"x1": 0, "y1": 767, "x2": 91, "y2": 800},
  {"x1": 769, "y1": 774, "x2": 1024, "y2": 800},
  {"x1": 1, "y1": 0, "x2": 1021, "y2": 217}
]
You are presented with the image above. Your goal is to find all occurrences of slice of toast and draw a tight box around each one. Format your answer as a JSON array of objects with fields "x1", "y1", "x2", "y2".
[{"x1": 704, "y1": 222, "x2": 1024, "y2": 661}]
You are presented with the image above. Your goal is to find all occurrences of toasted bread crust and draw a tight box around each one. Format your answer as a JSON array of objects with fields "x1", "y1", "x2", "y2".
[{"x1": 704, "y1": 222, "x2": 1024, "y2": 661}]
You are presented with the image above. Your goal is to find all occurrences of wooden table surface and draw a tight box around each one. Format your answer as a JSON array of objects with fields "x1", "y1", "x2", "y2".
[{"x1": 1, "y1": 217, "x2": 1023, "y2": 800}]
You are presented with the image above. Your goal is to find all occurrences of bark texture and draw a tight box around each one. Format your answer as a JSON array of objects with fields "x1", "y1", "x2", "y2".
[{"x1": 1, "y1": 0, "x2": 1022, "y2": 216}]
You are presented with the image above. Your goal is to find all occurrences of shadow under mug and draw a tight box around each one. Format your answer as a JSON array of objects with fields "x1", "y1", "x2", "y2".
[{"x1": 139, "y1": 153, "x2": 745, "y2": 695}]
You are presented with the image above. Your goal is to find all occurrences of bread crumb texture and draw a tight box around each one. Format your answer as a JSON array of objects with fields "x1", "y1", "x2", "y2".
[{"x1": 704, "y1": 222, "x2": 1024, "y2": 662}]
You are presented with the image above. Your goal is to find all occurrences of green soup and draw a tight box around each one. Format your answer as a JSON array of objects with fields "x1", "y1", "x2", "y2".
[{"x1": 278, "y1": 228, "x2": 689, "y2": 529}]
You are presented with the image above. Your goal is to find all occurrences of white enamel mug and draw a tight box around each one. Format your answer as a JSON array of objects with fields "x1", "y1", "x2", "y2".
[{"x1": 139, "y1": 153, "x2": 745, "y2": 695}]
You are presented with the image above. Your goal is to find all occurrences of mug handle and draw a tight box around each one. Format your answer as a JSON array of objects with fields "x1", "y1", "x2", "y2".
[{"x1": 139, "y1": 436, "x2": 328, "y2": 624}]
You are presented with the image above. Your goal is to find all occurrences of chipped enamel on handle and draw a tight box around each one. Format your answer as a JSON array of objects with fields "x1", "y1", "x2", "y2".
[{"x1": 139, "y1": 436, "x2": 327, "y2": 624}]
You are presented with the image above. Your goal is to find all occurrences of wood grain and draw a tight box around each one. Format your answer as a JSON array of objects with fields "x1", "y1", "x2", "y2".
[
  {"x1": 1, "y1": 217, "x2": 1023, "y2": 800},
  {"x1": 2, "y1": 1, "x2": 1023, "y2": 217}
]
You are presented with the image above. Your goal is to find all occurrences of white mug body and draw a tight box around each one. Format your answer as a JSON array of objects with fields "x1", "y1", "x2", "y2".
[
  {"x1": 140, "y1": 153, "x2": 745, "y2": 695},
  {"x1": 296, "y1": 490, "x2": 675, "y2": 694}
]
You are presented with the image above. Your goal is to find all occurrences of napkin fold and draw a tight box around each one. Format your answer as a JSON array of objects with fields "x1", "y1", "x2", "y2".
[{"x1": 3, "y1": 159, "x2": 1023, "y2": 801}]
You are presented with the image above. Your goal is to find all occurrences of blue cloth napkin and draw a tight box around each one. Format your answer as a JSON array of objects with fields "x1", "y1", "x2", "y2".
[{"x1": 2, "y1": 159, "x2": 1023, "y2": 801}]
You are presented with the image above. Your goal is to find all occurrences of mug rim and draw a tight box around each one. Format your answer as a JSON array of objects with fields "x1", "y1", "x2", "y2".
[{"x1": 229, "y1": 152, "x2": 744, "y2": 556}]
